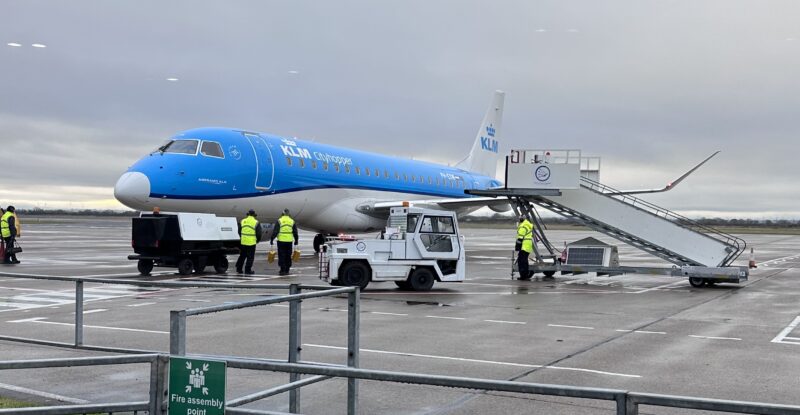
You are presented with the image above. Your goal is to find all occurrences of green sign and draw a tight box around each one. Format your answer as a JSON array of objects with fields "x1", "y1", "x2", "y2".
[{"x1": 169, "y1": 357, "x2": 226, "y2": 415}]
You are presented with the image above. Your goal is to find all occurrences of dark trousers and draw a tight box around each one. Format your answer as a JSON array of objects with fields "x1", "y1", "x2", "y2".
[
  {"x1": 3, "y1": 236, "x2": 16, "y2": 263},
  {"x1": 277, "y1": 241, "x2": 293, "y2": 273},
  {"x1": 236, "y1": 244, "x2": 256, "y2": 272},
  {"x1": 517, "y1": 250, "x2": 530, "y2": 280}
]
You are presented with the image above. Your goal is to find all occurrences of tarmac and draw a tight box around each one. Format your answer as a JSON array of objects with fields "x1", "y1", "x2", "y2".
[{"x1": 0, "y1": 216, "x2": 799, "y2": 414}]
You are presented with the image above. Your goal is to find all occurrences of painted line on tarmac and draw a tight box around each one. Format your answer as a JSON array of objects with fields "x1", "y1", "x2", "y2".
[
  {"x1": 7, "y1": 317, "x2": 168, "y2": 334},
  {"x1": 0, "y1": 382, "x2": 89, "y2": 404},
  {"x1": 425, "y1": 315, "x2": 466, "y2": 321},
  {"x1": 484, "y1": 319, "x2": 526, "y2": 325},
  {"x1": 127, "y1": 302, "x2": 156, "y2": 307},
  {"x1": 771, "y1": 315, "x2": 800, "y2": 344},
  {"x1": 632, "y1": 280, "x2": 686, "y2": 294},
  {"x1": 370, "y1": 311, "x2": 409, "y2": 316},
  {"x1": 304, "y1": 344, "x2": 641, "y2": 378},
  {"x1": 548, "y1": 324, "x2": 594, "y2": 330},
  {"x1": 80, "y1": 309, "x2": 107, "y2": 314},
  {"x1": 688, "y1": 335, "x2": 742, "y2": 341}
]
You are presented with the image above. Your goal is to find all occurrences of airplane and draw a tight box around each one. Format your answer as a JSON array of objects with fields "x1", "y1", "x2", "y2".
[
  {"x1": 115, "y1": 91, "x2": 511, "y2": 251},
  {"x1": 114, "y1": 90, "x2": 719, "y2": 252}
]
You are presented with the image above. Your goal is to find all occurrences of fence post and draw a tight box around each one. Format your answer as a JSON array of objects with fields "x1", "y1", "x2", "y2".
[
  {"x1": 615, "y1": 392, "x2": 628, "y2": 415},
  {"x1": 625, "y1": 394, "x2": 638, "y2": 415},
  {"x1": 347, "y1": 288, "x2": 360, "y2": 415},
  {"x1": 149, "y1": 354, "x2": 169, "y2": 414},
  {"x1": 170, "y1": 310, "x2": 186, "y2": 355},
  {"x1": 75, "y1": 281, "x2": 84, "y2": 347},
  {"x1": 288, "y1": 284, "x2": 302, "y2": 413}
]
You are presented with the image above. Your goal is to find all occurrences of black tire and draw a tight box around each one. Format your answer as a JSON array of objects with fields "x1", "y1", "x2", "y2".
[
  {"x1": 543, "y1": 271, "x2": 556, "y2": 278},
  {"x1": 137, "y1": 259, "x2": 154, "y2": 276},
  {"x1": 705, "y1": 280, "x2": 717, "y2": 287},
  {"x1": 194, "y1": 256, "x2": 208, "y2": 274},
  {"x1": 409, "y1": 268, "x2": 435, "y2": 291},
  {"x1": 177, "y1": 258, "x2": 194, "y2": 276},
  {"x1": 214, "y1": 256, "x2": 229, "y2": 274},
  {"x1": 395, "y1": 281, "x2": 411, "y2": 290},
  {"x1": 313, "y1": 234, "x2": 324, "y2": 253},
  {"x1": 689, "y1": 277, "x2": 705, "y2": 288},
  {"x1": 339, "y1": 261, "x2": 370, "y2": 290}
]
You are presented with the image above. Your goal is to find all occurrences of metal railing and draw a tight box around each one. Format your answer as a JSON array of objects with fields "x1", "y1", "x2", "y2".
[
  {"x1": 0, "y1": 354, "x2": 166, "y2": 415},
  {"x1": 580, "y1": 177, "x2": 747, "y2": 266},
  {"x1": 2, "y1": 273, "x2": 800, "y2": 414}
]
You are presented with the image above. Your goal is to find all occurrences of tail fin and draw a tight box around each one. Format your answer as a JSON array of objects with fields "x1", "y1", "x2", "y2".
[{"x1": 456, "y1": 90, "x2": 505, "y2": 177}]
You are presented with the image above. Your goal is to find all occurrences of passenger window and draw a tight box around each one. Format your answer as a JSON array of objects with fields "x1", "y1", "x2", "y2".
[
  {"x1": 366, "y1": 168, "x2": 371, "y2": 176},
  {"x1": 200, "y1": 141, "x2": 224, "y2": 158},
  {"x1": 334, "y1": 164, "x2": 340, "y2": 173},
  {"x1": 411, "y1": 175, "x2": 415, "y2": 183},
  {"x1": 323, "y1": 162, "x2": 329, "y2": 171},
  {"x1": 375, "y1": 169, "x2": 380, "y2": 177},
  {"x1": 395, "y1": 172, "x2": 400, "y2": 180},
  {"x1": 163, "y1": 139, "x2": 199, "y2": 155},
  {"x1": 345, "y1": 165, "x2": 351, "y2": 174},
  {"x1": 384, "y1": 170, "x2": 389, "y2": 178},
  {"x1": 418, "y1": 175, "x2": 423, "y2": 183},
  {"x1": 299, "y1": 159, "x2": 305, "y2": 168},
  {"x1": 404, "y1": 174, "x2": 408, "y2": 181},
  {"x1": 312, "y1": 160, "x2": 317, "y2": 169},
  {"x1": 356, "y1": 167, "x2": 361, "y2": 175},
  {"x1": 428, "y1": 176, "x2": 432, "y2": 184},
  {"x1": 286, "y1": 157, "x2": 292, "y2": 166}
]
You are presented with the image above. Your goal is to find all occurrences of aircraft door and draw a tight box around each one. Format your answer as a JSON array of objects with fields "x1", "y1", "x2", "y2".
[
  {"x1": 244, "y1": 133, "x2": 274, "y2": 190},
  {"x1": 413, "y1": 215, "x2": 460, "y2": 260}
]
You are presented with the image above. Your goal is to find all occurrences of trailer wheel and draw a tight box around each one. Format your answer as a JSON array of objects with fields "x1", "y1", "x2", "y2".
[
  {"x1": 177, "y1": 258, "x2": 194, "y2": 276},
  {"x1": 194, "y1": 256, "x2": 208, "y2": 274},
  {"x1": 340, "y1": 261, "x2": 370, "y2": 290},
  {"x1": 395, "y1": 281, "x2": 411, "y2": 290},
  {"x1": 543, "y1": 271, "x2": 556, "y2": 278},
  {"x1": 409, "y1": 268, "x2": 435, "y2": 291},
  {"x1": 214, "y1": 257, "x2": 229, "y2": 274},
  {"x1": 705, "y1": 280, "x2": 717, "y2": 287},
  {"x1": 313, "y1": 234, "x2": 324, "y2": 253},
  {"x1": 137, "y1": 259, "x2": 154, "y2": 276},
  {"x1": 689, "y1": 277, "x2": 705, "y2": 288}
]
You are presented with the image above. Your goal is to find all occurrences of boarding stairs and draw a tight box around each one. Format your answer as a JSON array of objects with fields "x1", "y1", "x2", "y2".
[{"x1": 516, "y1": 177, "x2": 746, "y2": 267}]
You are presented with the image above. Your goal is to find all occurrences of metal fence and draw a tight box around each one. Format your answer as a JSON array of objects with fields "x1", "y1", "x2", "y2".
[{"x1": 2, "y1": 273, "x2": 800, "y2": 414}]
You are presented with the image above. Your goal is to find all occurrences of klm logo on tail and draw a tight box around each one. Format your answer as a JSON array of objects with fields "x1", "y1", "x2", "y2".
[{"x1": 480, "y1": 124, "x2": 498, "y2": 153}]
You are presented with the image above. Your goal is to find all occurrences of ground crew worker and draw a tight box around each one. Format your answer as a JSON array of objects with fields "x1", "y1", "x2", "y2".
[
  {"x1": 516, "y1": 215, "x2": 534, "y2": 280},
  {"x1": 236, "y1": 209, "x2": 261, "y2": 274},
  {"x1": 2, "y1": 206, "x2": 19, "y2": 264},
  {"x1": 271, "y1": 208, "x2": 298, "y2": 276}
]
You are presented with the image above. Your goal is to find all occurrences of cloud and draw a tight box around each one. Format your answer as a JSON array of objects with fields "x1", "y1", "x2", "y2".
[{"x1": 1, "y1": 0, "x2": 798, "y2": 217}]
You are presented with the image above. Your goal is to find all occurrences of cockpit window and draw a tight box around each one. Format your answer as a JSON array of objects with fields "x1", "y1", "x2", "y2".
[
  {"x1": 200, "y1": 141, "x2": 224, "y2": 158},
  {"x1": 163, "y1": 139, "x2": 199, "y2": 155}
]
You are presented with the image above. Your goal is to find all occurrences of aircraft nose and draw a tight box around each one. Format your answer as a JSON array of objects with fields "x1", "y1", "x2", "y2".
[{"x1": 114, "y1": 172, "x2": 151, "y2": 209}]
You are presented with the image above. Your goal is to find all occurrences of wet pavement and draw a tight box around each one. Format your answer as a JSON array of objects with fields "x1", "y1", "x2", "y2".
[{"x1": 0, "y1": 216, "x2": 799, "y2": 414}]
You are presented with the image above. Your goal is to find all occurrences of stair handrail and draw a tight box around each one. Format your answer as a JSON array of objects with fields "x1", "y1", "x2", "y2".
[{"x1": 579, "y1": 177, "x2": 746, "y2": 266}]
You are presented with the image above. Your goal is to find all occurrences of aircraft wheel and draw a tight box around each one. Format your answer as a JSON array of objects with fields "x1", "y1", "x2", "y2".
[
  {"x1": 137, "y1": 259, "x2": 153, "y2": 276},
  {"x1": 177, "y1": 258, "x2": 194, "y2": 276},
  {"x1": 395, "y1": 281, "x2": 411, "y2": 290},
  {"x1": 214, "y1": 256, "x2": 229, "y2": 274},
  {"x1": 313, "y1": 234, "x2": 324, "y2": 253},
  {"x1": 409, "y1": 268, "x2": 435, "y2": 291},
  {"x1": 689, "y1": 277, "x2": 705, "y2": 288},
  {"x1": 340, "y1": 261, "x2": 370, "y2": 290}
]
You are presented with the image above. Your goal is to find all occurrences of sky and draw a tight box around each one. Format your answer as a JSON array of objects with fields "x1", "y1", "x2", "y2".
[{"x1": 0, "y1": 1, "x2": 798, "y2": 218}]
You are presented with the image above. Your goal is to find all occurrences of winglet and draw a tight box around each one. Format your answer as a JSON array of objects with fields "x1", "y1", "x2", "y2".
[{"x1": 612, "y1": 151, "x2": 719, "y2": 195}]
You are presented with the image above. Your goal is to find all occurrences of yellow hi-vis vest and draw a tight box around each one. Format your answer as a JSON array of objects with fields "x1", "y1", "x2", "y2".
[
  {"x1": 277, "y1": 215, "x2": 295, "y2": 243},
  {"x1": 0, "y1": 211, "x2": 12, "y2": 238},
  {"x1": 240, "y1": 216, "x2": 259, "y2": 246},
  {"x1": 516, "y1": 219, "x2": 534, "y2": 253}
]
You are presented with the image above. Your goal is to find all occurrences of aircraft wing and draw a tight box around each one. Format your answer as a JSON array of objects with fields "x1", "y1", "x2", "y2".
[{"x1": 359, "y1": 196, "x2": 510, "y2": 216}]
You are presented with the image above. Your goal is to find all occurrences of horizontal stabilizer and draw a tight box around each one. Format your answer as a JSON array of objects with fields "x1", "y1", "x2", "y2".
[{"x1": 608, "y1": 151, "x2": 719, "y2": 196}]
